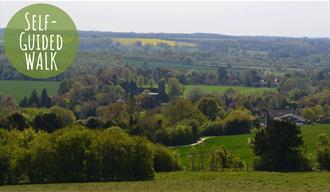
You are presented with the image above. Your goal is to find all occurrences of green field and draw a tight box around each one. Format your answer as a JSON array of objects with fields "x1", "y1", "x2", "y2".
[
  {"x1": 172, "y1": 124, "x2": 330, "y2": 167},
  {"x1": 0, "y1": 80, "x2": 60, "y2": 102},
  {"x1": 184, "y1": 85, "x2": 276, "y2": 95},
  {"x1": 1, "y1": 171, "x2": 329, "y2": 192}
]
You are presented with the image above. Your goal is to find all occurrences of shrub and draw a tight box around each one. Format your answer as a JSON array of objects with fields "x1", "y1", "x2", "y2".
[
  {"x1": 49, "y1": 106, "x2": 76, "y2": 126},
  {"x1": 25, "y1": 133, "x2": 56, "y2": 183},
  {"x1": 33, "y1": 112, "x2": 64, "y2": 132},
  {"x1": 155, "y1": 125, "x2": 196, "y2": 146},
  {"x1": 315, "y1": 134, "x2": 330, "y2": 170},
  {"x1": 223, "y1": 108, "x2": 254, "y2": 134},
  {"x1": 6, "y1": 112, "x2": 29, "y2": 130},
  {"x1": 85, "y1": 116, "x2": 104, "y2": 129},
  {"x1": 197, "y1": 96, "x2": 224, "y2": 120},
  {"x1": 0, "y1": 147, "x2": 11, "y2": 185},
  {"x1": 209, "y1": 146, "x2": 245, "y2": 171},
  {"x1": 53, "y1": 127, "x2": 93, "y2": 182},
  {"x1": 153, "y1": 144, "x2": 181, "y2": 172},
  {"x1": 132, "y1": 137, "x2": 155, "y2": 180},
  {"x1": 201, "y1": 120, "x2": 224, "y2": 136},
  {"x1": 90, "y1": 127, "x2": 136, "y2": 181}
]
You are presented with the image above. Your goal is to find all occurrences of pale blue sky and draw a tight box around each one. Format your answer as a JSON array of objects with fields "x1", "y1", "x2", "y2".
[{"x1": 1, "y1": 1, "x2": 329, "y2": 37}]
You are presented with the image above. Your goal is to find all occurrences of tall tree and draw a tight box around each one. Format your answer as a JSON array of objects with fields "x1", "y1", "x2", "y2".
[
  {"x1": 166, "y1": 77, "x2": 183, "y2": 98},
  {"x1": 252, "y1": 120, "x2": 311, "y2": 171},
  {"x1": 19, "y1": 96, "x2": 29, "y2": 107},
  {"x1": 197, "y1": 96, "x2": 224, "y2": 120},
  {"x1": 28, "y1": 89, "x2": 40, "y2": 107},
  {"x1": 40, "y1": 88, "x2": 51, "y2": 108},
  {"x1": 217, "y1": 67, "x2": 228, "y2": 85}
]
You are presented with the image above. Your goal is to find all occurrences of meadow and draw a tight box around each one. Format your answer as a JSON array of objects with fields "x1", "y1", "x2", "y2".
[
  {"x1": 172, "y1": 124, "x2": 330, "y2": 167},
  {"x1": 0, "y1": 80, "x2": 60, "y2": 102},
  {"x1": 184, "y1": 84, "x2": 276, "y2": 95},
  {"x1": 1, "y1": 171, "x2": 329, "y2": 192}
]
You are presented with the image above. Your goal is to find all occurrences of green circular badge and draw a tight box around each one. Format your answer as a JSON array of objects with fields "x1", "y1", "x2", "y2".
[{"x1": 4, "y1": 3, "x2": 78, "y2": 78}]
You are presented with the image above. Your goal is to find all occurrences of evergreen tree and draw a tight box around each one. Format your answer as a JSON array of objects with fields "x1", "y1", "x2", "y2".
[
  {"x1": 28, "y1": 89, "x2": 40, "y2": 107},
  {"x1": 19, "y1": 96, "x2": 29, "y2": 107},
  {"x1": 40, "y1": 88, "x2": 51, "y2": 108}
]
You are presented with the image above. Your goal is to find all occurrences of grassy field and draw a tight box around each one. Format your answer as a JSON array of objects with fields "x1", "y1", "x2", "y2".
[
  {"x1": 0, "y1": 80, "x2": 60, "y2": 102},
  {"x1": 184, "y1": 84, "x2": 276, "y2": 95},
  {"x1": 1, "y1": 171, "x2": 329, "y2": 192},
  {"x1": 172, "y1": 124, "x2": 330, "y2": 167},
  {"x1": 112, "y1": 38, "x2": 196, "y2": 47}
]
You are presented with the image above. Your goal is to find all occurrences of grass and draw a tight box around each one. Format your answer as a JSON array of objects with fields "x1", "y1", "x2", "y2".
[
  {"x1": 0, "y1": 171, "x2": 329, "y2": 192},
  {"x1": 184, "y1": 84, "x2": 276, "y2": 95},
  {"x1": 0, "y1": 80, "x2": 60, "y2": 102},
  {"x1": 172, "y1": 124, "x2": 330, "y2": 167},
  {"x1": 112, "y1": 38, "x2": 196, "y2": 47}
]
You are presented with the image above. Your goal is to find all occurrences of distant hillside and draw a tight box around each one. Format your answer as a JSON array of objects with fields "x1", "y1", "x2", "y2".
[{"x1": 1, "y1": 29, "x2": 329, "y2": 81}]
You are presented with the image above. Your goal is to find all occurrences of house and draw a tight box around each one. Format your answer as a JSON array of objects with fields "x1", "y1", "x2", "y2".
[{"x1": 275, "y1": 113, "x2": 310, "y2": 125}]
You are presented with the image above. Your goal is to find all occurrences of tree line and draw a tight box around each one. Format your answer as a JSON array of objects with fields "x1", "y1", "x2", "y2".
[{"x1": 0, "y1": 126, "x2": 180, "y2": 185}]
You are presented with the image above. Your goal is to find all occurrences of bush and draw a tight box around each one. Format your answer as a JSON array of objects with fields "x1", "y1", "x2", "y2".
[
  {"x1": 33, "y1": 112, "x2": 64, "y2": 132},
  {"x1": 0, "y1": 147, "x2": 11, "y2": 185},
  {"x1": 197, "y1": 96, "x2": 224, "y2": 120},
  {"x1": 201, "y1": 120, "x2": 224, "y2": 136},
  {"x1": 315, "y1": 134, "x2": 330, "y2": 170},
  {"x1": 53, "y1": 127, "x2": 93, "y2": 182},
  {"x1": 223, "y1": 108, "x2": 254, "y2": 135},
  {"x1": 89, "y1": 127, "x2": 155, "y2": 181},
  {"x1": 85, "y1": 116, "x2": 104, "y2": 129},
  {"x1": 153, "y1": 144, "x2": 181, "y2": 172},
  {"x1": 49, "y1": 106, "x2": 76, "y2": 126},
  {"x1": 25, "y1": 133, "x2": 56, "y2": 183},
  {"x1": 155, "y1": 125, "x2": 197, "y2": 146},
  {"x1": 6, "y1": 112, "x2": 29, "y2": 130},
  {"x1": 90, "y1": 127, "x2": 136, "y2": 180},
  {"x1": 132, "y1": 137, "x2": 155, "y2": 180},
  {"x1": 209, "y1": 146, "x2": 245, "y2": 171}
]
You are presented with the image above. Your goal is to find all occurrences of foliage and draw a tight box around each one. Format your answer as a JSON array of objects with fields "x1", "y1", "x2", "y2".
[
  {"x1": 0, "y1": 126, "x2": 179, "y2": 185},
  {"x1": 33, "y1": 112, "x2": 64, "y2": 132},
  {"x1": 196, "y1": 96, "x2": 224, "y2": 120},
  {"x1": 153, "y1": 144, "x2": 181, "y2": 172},
  {"x1": 223, "y1": 108, "x2": 254, "y2": 135},
  {"x1": 315, "y1": 133, "x2": 330, "y2": 170},
  {"x1": 209, "y1": 146, "x2": 245, "y2": 171},
  {"x1": 166, "y1": 78, "x2": 184, "y2": 98},
  {"x1": 252, "y1": 120, "x2": 311, "y2": 171}
]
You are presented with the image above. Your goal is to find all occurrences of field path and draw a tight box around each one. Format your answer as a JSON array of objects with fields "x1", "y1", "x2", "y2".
[{"x1": 168, "y1": 137, "x2": 213, "y2": 148}]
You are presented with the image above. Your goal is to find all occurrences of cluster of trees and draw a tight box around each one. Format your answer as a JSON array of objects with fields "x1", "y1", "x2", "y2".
[
  {"x1": 153, "y1": 97, "x2": 254, "y2": 146},
  {"x1": 0, "y1": 106, "x2": 76, "y2": 132},
  {"x1": 0, "y1": 126, "x2": 180, "y2": 185},
  {"x1": 19, "y1": 89, "x2": 52, "y2": 108},
  {"x1": 300, "y1": 89, "x2": 330, "y2": 122},
  {"x1": 201, "y1": 108, "x2": 254, "y2": 136},
  {"x1": 8, "y1": 64, "x2": 329, "y2": 128}
]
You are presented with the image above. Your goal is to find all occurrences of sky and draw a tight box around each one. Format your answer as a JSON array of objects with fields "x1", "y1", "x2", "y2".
[{"x1": 1, "y1": 1, "x2": 329, "y2": 38}]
